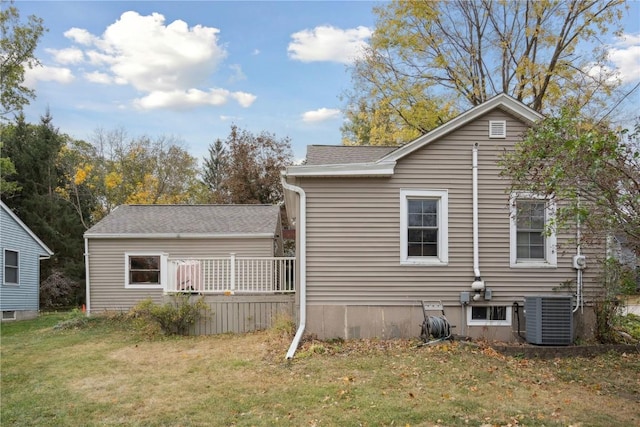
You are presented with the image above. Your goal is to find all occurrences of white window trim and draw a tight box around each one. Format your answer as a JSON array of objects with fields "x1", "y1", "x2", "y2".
[
  {"x1": 400, "y1": 189, "x2": 449, "y2": 266},
  {"x1": 124, "y1": 252, "x2": 168, "y2": 289},
  {"x1": 3, "y1": 249, "x2": 20, "y2": 286},
  {"x1": 509, "y1": 192, "x2": 557, "y2": 268},
  {"x1": 467, "y1": 305, "x2": 512, "y2": 326}
]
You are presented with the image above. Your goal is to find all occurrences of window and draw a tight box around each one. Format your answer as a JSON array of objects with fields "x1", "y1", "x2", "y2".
[
  {"x1": 4, "y1": 250, "x2": 19, "y2": 285},
  {"x1": 400, "y1": 189, "x2": 448, "y2": 265},
  {"x1": 2, "y1": 310, "x2": 16, "y2": 320},
  {"x1": 509, "y1": 193, "x2": 557, "y2": 267},
  {"x1": 467, "y1": 305, "x2": 512, "y2": 326},
  {"x1": 125, "y1": 253, "x2": 167, "y2": 289}
]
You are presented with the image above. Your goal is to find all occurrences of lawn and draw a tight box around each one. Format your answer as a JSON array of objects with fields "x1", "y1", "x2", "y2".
[{"x1": 1, "y1": 313, "x2": 639, "y2": 426}]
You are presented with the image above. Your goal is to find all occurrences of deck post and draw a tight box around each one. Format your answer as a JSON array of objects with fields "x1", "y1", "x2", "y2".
[{"x1": 230, "y1": 253, "x2": 236, "y2": 292}]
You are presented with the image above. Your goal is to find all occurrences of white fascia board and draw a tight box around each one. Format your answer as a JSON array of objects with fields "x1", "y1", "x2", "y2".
[
  {"x1": 285, "y1": 161, "x2": 396, "y2": 177},
  {"x1": 379, "y1": 93, "x2": 543, "y2": 163},
  {"x1": 83, "y1": 233, "x2": 274, "y2": 239}
]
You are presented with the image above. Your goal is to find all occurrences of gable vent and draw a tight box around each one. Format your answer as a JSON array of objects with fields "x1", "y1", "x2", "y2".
[{"x1": 489, "y1": 120, "x2": 506, "y2": 138}]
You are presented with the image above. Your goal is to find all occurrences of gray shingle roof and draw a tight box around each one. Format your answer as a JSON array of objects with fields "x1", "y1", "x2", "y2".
[
  {"x1": 305, "y1": 145, "x2": 399, "y2": 165},
  {"x1": 85, "y1": 205, "x2": 280, "y2": 237}
]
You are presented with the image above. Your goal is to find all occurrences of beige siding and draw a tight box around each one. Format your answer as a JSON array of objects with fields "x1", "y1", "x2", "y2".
[
  {"x1": 297, "y1": 110, "x2": 604, "y2": 340},
  {"x1": 88, "y1": 237, "x2": 275, "y2": 312}
]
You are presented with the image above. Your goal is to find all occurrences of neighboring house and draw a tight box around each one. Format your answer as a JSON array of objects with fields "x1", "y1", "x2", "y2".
[
  {"x1": 611, "y1": 235, "x2": 639, "y2": 291},
  {"x1": 84, "y1": 204, "x2": 294, "y2": 333},
  {"x1": 282, "y1": 94, "x2": 604, "y2": 350},
  {"x1": 0, "y1": 201, "x2": 54, "y2": 321}
]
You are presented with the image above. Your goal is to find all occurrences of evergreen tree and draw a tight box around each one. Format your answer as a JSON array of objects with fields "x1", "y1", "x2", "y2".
[{"x1": 2, "y1": 112, "x2": 87, "y2": 306}]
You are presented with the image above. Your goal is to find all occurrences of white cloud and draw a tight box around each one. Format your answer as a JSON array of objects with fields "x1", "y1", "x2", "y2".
[
  {"x1": 64, "y1": 27, "x2": 97, "y2": 45},
  {"x1": 58, "y1": 11, "x2": 256, "y2": 110},
  {"x1": 47, "y1": 47, "x2": 84, "y2": 65},
  {"x1": 608, "y1": 32, "x2": 640, "y2": 83},
  {"x1": 97, "y1": 11, "x2": 227, "y2": 92},
  {"x1": 84, "y1": 71, "x2": 113, "y2": 84},
  {"x1": 231, "y1": 91, "x2": 257, "y2": 107},
  {"x1": 302, "y1": 107, "x2": 341, "y2": 123},
  {"x1": 133, "y1": 88, "x2": 256, "y2": 110},
  {"x1": 288, "y1": 25, "x2": 372, "y2": 64},
  {"x1": 24, "y1": 65, "x2": 74, "y2": 87},
  {"x1": 228, "y1": 64, "x2": 246, "y2": 83}
]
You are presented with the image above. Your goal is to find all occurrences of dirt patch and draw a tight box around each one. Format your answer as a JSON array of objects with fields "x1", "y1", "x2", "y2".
[{"x1": 491, "y1": 342, "x2": 640, "y2": 359}]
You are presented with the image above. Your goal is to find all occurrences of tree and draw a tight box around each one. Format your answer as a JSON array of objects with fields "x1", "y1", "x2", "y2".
[
  {"x1": 0, "y1": 142, "x2": 21, "y2": 197},
  {"x1": 501, "y1": 110, "x2": 639, "y2": 342},
  {"x1": 1, "y1": 112, "x2": 88, "y2": 306},
  {"x1": 201, "y1": 125, "x2": 293, "y2": 204},
  {"x1": 59, "y1": 128, "x2": 207, "y2": 222},
  {"x1": 343, "y1": 0, "x2": 625, "y2": 145},
  {"x1": 0, "y1": 0, "x2": 46, "y2": 118},
  {"x1": 500, "y1": 109, "x2": 639, "y2": 255},
  {"x1": 202, "y1": 138, "x2": 227, "y2": 202}
]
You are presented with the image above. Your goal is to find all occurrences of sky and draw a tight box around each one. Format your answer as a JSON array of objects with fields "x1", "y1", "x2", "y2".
[{"x1": 13, "y1": 0, "x2": 640, "y2": 162}]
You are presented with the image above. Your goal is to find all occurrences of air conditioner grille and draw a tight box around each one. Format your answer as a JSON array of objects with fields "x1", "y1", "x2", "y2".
[{"x1": 525, "y1": 295, "x2": 573, "y2": 345}]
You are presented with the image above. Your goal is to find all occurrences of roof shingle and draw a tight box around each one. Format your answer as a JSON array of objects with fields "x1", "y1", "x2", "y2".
[
  {"x1": 305, "y1": 145, "x2": 398, "y2": 165},
  {"x1": 85, "y1": 205, "x2": 280, "y2": 236}
]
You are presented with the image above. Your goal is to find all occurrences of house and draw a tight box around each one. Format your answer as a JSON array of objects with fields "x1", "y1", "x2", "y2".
[
  {"x1": 282, "y1": 94, "x2": 604, "y2": 354},
  {"x1": 1, "y1": 201, "x2": 54, "y2": 321},
  {"x1": 84, "y1": 204, "x2": 295, "y2": 333}
]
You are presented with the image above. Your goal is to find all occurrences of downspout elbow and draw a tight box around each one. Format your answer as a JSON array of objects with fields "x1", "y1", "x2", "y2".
[{"x1": 281, "y1": 174, "x2": 306, "y2": 359}]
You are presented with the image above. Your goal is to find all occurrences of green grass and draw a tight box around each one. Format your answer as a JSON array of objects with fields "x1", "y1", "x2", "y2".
[{"x1": 1, "y1": 313, "x2": 639, "y2": 426}]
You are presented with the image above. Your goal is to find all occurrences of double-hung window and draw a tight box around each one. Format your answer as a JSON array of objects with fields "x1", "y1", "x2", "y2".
[
  {"x1": 4, "y1": 249, "x2": 19, "y2": 285},
  {"x1": 125, "y1": 253, "x2": 167, "y2": 289},
  {"x1": 509, "y1": 193, "x2": 557, "y2": 267},
  {"x1": 400, "y1": 189, "x2": 448, "y2": 265}
]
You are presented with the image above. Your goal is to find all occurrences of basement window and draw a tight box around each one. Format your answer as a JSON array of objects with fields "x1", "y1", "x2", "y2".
[
  {"x1": 467, "y1": 305, "x2": 511, "y2": 326},
  {"x1": 2, "y1": 311, "x2": 16, "y2": 321}
]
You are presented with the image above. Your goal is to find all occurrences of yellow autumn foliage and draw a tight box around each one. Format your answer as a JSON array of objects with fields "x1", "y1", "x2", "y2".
[{"x1": 104, "y1": 171, "x2": 123, "y2": 190}]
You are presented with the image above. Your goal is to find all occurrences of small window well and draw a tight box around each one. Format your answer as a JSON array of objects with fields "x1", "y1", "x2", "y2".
[
  {"x1": 2, "y1": 311, "x2": 16, "y2": 321},
  {"x1": 489, "y1": 120, "x2": 506, "y2": 138}
]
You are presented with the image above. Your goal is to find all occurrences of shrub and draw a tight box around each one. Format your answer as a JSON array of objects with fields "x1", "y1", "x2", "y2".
[
  {"x1": 129, "y1": 294, "x2": 209, "y2": 335},
  {"x1": 52, "y1": 308, "x2": 88, "y2": 330},
  {"x1": 40, "y1": 270, "x2": 79, "y2": 309},
  {"x1": 595, "y1": 259, "x2": 638, "y2": 343}
]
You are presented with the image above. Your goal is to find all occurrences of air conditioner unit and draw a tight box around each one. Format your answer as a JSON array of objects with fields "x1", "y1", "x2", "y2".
[{"x1": 525, "y1": 295, "x2": 573, "y2": 345}]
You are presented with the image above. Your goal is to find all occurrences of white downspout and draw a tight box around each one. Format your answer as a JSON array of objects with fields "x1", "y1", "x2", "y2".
[
  {"x1": 281, "y1": 175, "x2": 306, "y2": 359},
  {"x1": 471, "y1": 143, "x2": 485, "y2": 293},
  {"x1": 84, "y1": 238, "x2": 91, "y2": 316}
]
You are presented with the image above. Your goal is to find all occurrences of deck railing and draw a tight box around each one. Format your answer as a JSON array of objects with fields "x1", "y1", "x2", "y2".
[{"x1": 166, "y1": 254, "x2": 295, "y2": 294}]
